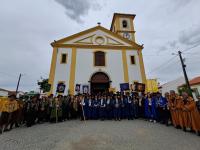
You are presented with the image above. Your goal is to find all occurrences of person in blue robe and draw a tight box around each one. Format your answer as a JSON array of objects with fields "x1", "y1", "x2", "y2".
[
  {"x1": 156, "y1": 92, "x2": 167, "y2": 123},
  {"x1": 145, "y1": 93, "x2": 157, "y2": 122}
]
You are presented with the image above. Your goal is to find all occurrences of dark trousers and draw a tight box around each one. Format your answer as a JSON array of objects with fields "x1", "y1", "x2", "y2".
[
  {"x1": 92, "y1": 107, "x2": 99, "y2": 119},
  {"x1": 121, "y1": 106, "x2": 126, "y2": 119},
  {"x1": 133, "y1": 104, "x2": 139, "y2": 118},
  {"x1": 163, "y1": 109, "x2": 171, "y2": 125},
  {"x1": 157, "y1": 107, "x2": 164, "y2": 123},
  {"x1": 114, "y1": 107, "x2": 121, "y2": 120},
  {"x1": 128, "y1": 105, "x2": 134, "y2": 120},
  {"x1": 138, "y1": 106, "x2": 145, "y2": 118},
  {"x1": 99, "y1": 107, "x2": 106, "y2": 120},
  {"x1": 106, "y1": 106, "x2": 113, "y2": 119}
]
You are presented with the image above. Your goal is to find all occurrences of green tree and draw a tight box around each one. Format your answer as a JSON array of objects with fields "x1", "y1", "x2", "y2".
[
  {"x1": 178, "y1": 84, "x2": 193, "y2": 96},
  {"x1": 37, "y1": 78, "x2": 51, "y2": 93}
]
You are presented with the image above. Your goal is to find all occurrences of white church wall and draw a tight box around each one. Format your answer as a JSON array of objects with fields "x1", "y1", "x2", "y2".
[
  {"x1": 53, "y1": 48, "x2": 72, "y2": 95},
  {"x1": 75, "y1": 48, "x2": 124, "y2": 92},
  {"x1": 126, "y1": 50, "x2": 142, "y2": 84}
]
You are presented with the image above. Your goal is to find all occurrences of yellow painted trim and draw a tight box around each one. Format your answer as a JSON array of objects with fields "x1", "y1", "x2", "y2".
[
  {"x1": 116, "y1": 17, "x2": 120, "y2": 32},
  {"x1": 130, "y1": 19, "x2": 136, "y2": 42},
  {"x1": 49, "y1": 47, "x2": 58, "y2": 94},
  {"x1": 116, "y1": 30, "x2": 135, "y2": 33},
  {"x1": 51, "y1": 26, "x2": 143, "y2": 50},
  {"x1": 121, "y1": 50, "x2": 129, "y2": 83},
  {"x1": 138, "y1": 50, "x2": 147, "y2": 85},
  {"x1": 129, "y1": 55, "x2": 136, "y2": 65},
  {"x1": 52, "y1": 43, "x2": 141, "y2": 50},
  {"x1": 93, "y1": 50, "x2": 107, "y2": 68},
  {"x1": 69, "y1": 48, "x2": 77, "y2": 95},
  {"x1": 60, "y1": 53, "x2": 68, "y2": 64}
]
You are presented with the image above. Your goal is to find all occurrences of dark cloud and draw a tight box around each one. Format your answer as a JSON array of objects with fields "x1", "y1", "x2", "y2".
[
  {"x1": 54, "y1": 0, "x2": 101, "y2": 22},
  {"x1": 179, "y1": 25, "x2": 200, "y2": 46},
  {"x1": 155, "y1": 24, "x2": 200, "y2": 54},
  {"x1": 168, "y1": 0, "x2": 193, "y2": 9},
  {"x1": 169, "y1": 41, "x2": 178, "y2": 49}
]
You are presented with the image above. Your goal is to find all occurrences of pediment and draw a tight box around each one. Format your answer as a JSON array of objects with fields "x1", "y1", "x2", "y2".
[{"x1": 52, "y1": 26, "x2": 143, "y2": 50}]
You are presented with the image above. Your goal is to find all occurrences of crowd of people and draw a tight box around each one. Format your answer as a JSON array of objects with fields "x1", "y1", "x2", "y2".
[{"x1": 0, "y1": 91, "x2": 200, "y2": 136}]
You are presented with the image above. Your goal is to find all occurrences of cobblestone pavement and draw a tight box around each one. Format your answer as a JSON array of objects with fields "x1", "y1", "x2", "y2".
[{"x1": 0, "y1": 120, "x2": 199, "y2": 150}]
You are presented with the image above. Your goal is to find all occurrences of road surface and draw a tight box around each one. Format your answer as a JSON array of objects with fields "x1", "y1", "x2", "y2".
[{"x1": 0, "y1": 120, "x2": 199, "y2": 150}]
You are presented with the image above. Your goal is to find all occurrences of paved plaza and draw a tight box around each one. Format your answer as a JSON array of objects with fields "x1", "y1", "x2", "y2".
[{"x1": 0, "y1": 120, "x2": 199, "y2": 150}]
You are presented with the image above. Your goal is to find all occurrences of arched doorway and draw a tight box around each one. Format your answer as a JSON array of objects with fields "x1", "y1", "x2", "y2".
[{"x1": 90, "y1": 72, "x2": 110, "y2": 94}]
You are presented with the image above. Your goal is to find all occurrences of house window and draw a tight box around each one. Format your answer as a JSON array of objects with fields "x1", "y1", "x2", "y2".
[
  {"x1": 122, "y1": 20, "x2": 128, "y2": 28},
  {"x1": 94, "y1": 51, "x2": 105, "y2": 66},
  {"x1": 61, "y1": 53, "x2": 67, "y2": 64},
  {"x1": 130, "y1": 56, "x2": 136, "y2": 64}
]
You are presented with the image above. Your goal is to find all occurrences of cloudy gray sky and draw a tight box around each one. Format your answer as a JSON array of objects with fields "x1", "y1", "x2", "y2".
[{"x1": 0, "y1": 0, "x2": 200, "y2": 92}]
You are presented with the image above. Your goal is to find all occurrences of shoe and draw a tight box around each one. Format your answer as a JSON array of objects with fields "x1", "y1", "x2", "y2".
[
  {"x1": 183, "y1": 127, "x2": 186, "y2": 132},
  {"x1": 4, "y1": 129, "x2": 10, "y2": 132},
  {"x1": 197, "y1": 131, "x2": 200, "y2": 136}
]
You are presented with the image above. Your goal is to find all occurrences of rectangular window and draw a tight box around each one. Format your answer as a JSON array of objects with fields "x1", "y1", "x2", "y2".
[
  {"x1": 94, "y1": 51, "x2": 105, "y2": 66},
  {"x1": 130, "y1": 56, "x2": 136, "y2": 65},
  {"x1": 61, "y1": 53, "x2": 67, "y2": 64}
]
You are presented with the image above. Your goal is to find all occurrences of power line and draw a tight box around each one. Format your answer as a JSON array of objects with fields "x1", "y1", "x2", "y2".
[
  {"x1": 182, "y1": 42, "x2": 200, "y2": 53},
  {"x1": 148, "y1": 55, "x2": 178, "y2": 74}
]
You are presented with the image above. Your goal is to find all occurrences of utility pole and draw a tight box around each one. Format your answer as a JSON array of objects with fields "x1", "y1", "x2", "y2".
[
  {"x1": 178, "y1": 51, "x2": 193, "y2": 97},
  {"x1": 16, "y1": 73, "x2": 22, "y2": 97}
]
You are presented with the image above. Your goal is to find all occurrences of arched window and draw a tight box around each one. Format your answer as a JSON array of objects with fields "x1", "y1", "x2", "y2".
[
  {"x1": 122, "y1": 20, "x2": 128, "y2": 28},
  {"x1": 94, "y1": 51, "x2": 105, "y2": 66}
]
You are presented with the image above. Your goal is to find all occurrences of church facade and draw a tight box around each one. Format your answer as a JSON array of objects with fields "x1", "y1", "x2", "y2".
[{"x1": 49, "y1": 13, "x2": 146, "y2": 95}]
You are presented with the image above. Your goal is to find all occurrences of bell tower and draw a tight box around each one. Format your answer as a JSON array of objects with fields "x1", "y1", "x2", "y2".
[{"x1": 110, "y1": 13, "x2": 136, "y2": 42}]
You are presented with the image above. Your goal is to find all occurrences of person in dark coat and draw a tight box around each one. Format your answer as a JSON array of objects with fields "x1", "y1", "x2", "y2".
[
  {"x1": 113, "y1": 94, "x2": 121, "y2": 121},
  {"x1": 99, "y1": 95, "x2": 107, "y2": 121},
  {"x1": 133, "y1": 93, "x2": 139, "y2": 119},
  {"x1": 121, "y1": 95, "x2": 127, "y2": 119},
  {"x1": 87, "y1": 95, "x2": 93, "y2": 120},
  {"x1": 106, "y1": 95, "x2": 113, "y2": 120},
  {"x1": 127, "y1": 94, "x2": 134, "y2": 120},
  {"x1": 93, "y1": 95, "x2": 99, "y2": 120}
]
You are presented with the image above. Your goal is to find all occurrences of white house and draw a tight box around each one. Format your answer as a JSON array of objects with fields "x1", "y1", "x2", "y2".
[
  {"x1": 0, "y1": 88, "x2": 9, "y2": 97},
  {"x1": 159, "y1": 77, "x2": 185, "y2": 95},
  {"x1": 48, "y1": 13, "x2": 146, "y2": 95}
]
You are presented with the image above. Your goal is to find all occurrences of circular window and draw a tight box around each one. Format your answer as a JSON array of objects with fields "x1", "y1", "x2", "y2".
[{"x1": 95, "y1": 36, "x2": 105, "y2": 45}]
